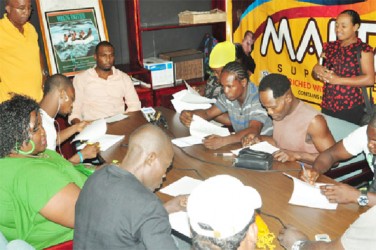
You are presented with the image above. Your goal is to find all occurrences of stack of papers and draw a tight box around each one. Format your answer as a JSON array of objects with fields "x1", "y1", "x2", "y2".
[
  {"x1": 284, "y1": 173, "x2": 338, "y2": 210},
  {"x1": 231, "y1": 141, "x2": 280, "y2": 156},
  {"x1": 171, "y1": 115, "x2": 230, "y2": 147},
  {"x1": 72, "y1": 119, "x2": 124, "y2": 151},
  {"x1": 171, "y1": 82, "x2": 216, "y2": 113}
]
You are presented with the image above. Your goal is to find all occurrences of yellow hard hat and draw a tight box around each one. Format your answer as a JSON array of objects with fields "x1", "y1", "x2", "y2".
[{"x1": 209, "y1": 41, "x2": 236, "y2": 69}]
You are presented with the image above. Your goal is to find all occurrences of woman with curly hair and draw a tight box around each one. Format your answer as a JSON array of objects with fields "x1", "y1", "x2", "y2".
[{"x1": 0, "y1": 95, "x2": 86, "y2": 249}]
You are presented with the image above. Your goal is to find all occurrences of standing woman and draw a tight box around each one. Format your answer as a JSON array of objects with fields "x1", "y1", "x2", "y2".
[{"x1": 312, "y1": 9, "x2": 374, "y2": 124}]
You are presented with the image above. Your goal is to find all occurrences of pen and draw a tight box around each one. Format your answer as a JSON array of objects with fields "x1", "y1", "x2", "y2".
[
  {"x1": 299, "y1": 162, "x2": 309, "y2": 181},
  {"x1": 214, "y1": 153, "x2": 233, "y2": 157}
]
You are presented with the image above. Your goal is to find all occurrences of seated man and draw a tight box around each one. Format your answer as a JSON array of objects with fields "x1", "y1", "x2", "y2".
[
  {"x1": 235, "y1": 30, "x2": 256, "y2": 77},
  {"x1": 74, "y1": 124, "x2": 186, "y2": 249},
  {"x1": 187, "y1": 175, "x2": 261, "y2": 250},
  {"x1": 69, "y1": 41, "x2": 141, "y2": 124},
  {"x1": 180, "y1": 61, "x2": 272, "y2": 150},
  {"x1": 278, "y1": 206, "x2": 376, "y2": 249},
  {"x1": 204, "y1": 41, "x2": 236, "y2": 99},
  {"x1": 40, "y1": 74, "x2": 100, "y2": 164},
  {"x1": 303, "y1": 115, "x2": 376, "y2": 207},
  {"x1": 242, "y1": 73, "x2": 335, "y2": 164}
]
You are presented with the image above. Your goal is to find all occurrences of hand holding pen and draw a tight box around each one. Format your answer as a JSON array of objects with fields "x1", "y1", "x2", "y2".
[{"x1": 298, "y1": 162, "x2": 320, "y2": 185}]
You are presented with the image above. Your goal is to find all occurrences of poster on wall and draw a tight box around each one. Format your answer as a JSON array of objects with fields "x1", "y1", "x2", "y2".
[
  {"x1": 233, "y1": 0, "x2": 376, "y2": 109},
  {"x1": 36, "y1": 0, "x2": 108, "y2": 77}
]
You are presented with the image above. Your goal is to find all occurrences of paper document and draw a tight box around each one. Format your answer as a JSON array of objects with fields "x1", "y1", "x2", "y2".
[
  {"x1": 171, "y1": 136, "x2": 203, "y2": 147},
  {"x1": 77, "y1": 134, "x2": 124, "y2": 151},
  {"x1": 231, "y1": 141, "x2": 280, "y2": 156},
  {"x1": 169, "y1": 212, "x2": 191, "y2": 238},
  {"x1": 284, "y1": 173, "x2": 338, "y2": 210},
  {"x1": 104, "y1": 113, "x2": 128, "y2": 123},
  {"x1": 171, "y1": 99, "x2": 212, "y2": 114},
  {"x1": 172, "y1": 115, "x2": 230, "y2": 147},
  {"x1": 171, "y1": 87, "x2": 215, "y2": 113},
  {"x1": 72, "y1": 119, "x2": 107, "y2": 142},
  {"x1": 160, "y1": 176, "x2": 203, "y2": 197},
  {"x1": 190, "y1": 115, "x2": 230, "y2": 138}
]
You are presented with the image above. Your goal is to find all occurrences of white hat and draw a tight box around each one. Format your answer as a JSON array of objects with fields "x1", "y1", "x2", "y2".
[{"x1": 187, "y1": 175, "x2": 262, "y2": 239}]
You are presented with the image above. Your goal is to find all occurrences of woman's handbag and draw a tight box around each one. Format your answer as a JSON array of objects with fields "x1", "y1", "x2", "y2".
[{"x1": 233, "y1": 148, "x2": 273, "y2": 170}]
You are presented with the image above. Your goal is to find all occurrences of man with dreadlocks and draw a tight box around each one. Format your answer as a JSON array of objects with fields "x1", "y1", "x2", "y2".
[{"x1": 180, "y1": 61, "x2": 272, "y2": 149}]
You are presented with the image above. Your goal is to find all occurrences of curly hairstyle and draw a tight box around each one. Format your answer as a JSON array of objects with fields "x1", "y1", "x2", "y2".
[{"x1": 0, "y1": 95, "x2": 39, "y2": 158}]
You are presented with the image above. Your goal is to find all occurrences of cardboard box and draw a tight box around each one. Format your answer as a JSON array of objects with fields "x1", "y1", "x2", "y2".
[
  {"x1": 143, "y1": 57, "x2": 174, "y2": 89},
  {"x1": 178, "y1": 9, "x2": 226, "y2": 24},
  {"x1": 159, "y1": 49, "x2": 204, "y2": 84}
]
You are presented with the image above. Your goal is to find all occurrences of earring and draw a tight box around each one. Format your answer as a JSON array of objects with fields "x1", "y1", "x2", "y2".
[{"x1": 18, "y1": 140, "x2": 35, "y2": 155}]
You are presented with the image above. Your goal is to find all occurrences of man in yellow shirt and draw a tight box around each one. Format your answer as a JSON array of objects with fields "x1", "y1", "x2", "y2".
[{"x1": 0, "y1": 0, "x2": 45, "y2": 103}]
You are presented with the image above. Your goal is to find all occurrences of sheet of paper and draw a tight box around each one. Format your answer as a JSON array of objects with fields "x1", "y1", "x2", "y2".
[
  {"x1": 190, "y1": 115, "x2": 230, "y2": 139},
  {"x1": 159, "y1": 176, "x2": 203, "y2": 197},
  {"x1": 171, "y1": 99, "x2": 212, "y2": 114},
  {"x1": 72, "y1": 119, "x2": 106, "y2": 142},
  {"x1": 77, "y1": 134, "x2": 125, "y2": 151},
  {"x1": 284, "y1": 173, "x2": 338, "y2": 210},
  {"x1": 169, "y1": 212, "x2": 191, "y2": 238},
  {"x1": 231, "y1": 141, "x2": 280, "y2": 156},
  {"x1": 104, "y1": 113, "x2": 128, "y2": 123},
  {"x1": 171, "y1": 136, "x2": 203, "y2": 147}
]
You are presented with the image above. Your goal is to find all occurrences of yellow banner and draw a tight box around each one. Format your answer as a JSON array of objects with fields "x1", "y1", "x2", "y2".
[{"x1": 234, "y1": 0, "x2": 376, "y2": 108}]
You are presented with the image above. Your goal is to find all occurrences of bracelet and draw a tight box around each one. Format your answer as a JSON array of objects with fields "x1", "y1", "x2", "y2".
[
  {"x1": 291, "y1": 240, "x2": 306, "y2": 250},
  {"x1": 77, "y1": 151, "x2": 84, "y2": 163}
]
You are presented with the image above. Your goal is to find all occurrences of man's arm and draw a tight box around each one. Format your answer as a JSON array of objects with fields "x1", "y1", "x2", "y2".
[
  {"x1": 301, "y1": 141, "x2": 353, "y2": 184},
  {"x1": 278, "y1": 225, "x2": 344, "y2": 250},
  {"x1": 57, "y1": 121, "x2": 90, "y2": 145},
  {"x1": 203, "y1": 120, "x2": 263, "y2": 149},
  {"x1": 123, "y1": 74, "x2": 141, "y2": 112},
  {"x1": 277, "y1": 115, "x2": 336, "y2": 164},
  {"x1": 39, "y1": 183, "x2": 81, "y2": 228},
  {"x1": 312, "y1": 141, "x2": 353, "y2": 173},
  {"x1": 321, "y1": 183, "x2": 376, "y2": 206},
  {"x1": 69, "y1": 76, "x2": 84, "y2": 124}
]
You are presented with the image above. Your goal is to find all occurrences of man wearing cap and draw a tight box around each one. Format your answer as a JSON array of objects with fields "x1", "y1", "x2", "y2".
[
  {"x1": 204, "y1": 41, "x2": 236, "y2": 99},
  {"x1": 187, "y1": 175, "x2": 261, "y2": 249},
  {"x1": 242, "y1": 73, "x2": 335, "y2": 164}
]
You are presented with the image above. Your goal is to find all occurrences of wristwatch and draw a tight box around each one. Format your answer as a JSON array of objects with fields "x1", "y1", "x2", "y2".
[{"x1": 357, "y1": 189, "x2": 369, "y2": 206}]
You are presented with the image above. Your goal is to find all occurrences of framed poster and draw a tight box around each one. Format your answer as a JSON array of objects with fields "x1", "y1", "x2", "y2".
[{"x1": 36, "y1": 0, "x2": 108, "y2": 77}]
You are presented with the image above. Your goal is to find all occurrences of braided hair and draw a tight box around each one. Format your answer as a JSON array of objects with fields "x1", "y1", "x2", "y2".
[
  {"x1": 221, "y1": 61, "x2": 249, "y2": 82},
  {"x1": 0, "y1": 95, "x2": 39, "y2": 158}
]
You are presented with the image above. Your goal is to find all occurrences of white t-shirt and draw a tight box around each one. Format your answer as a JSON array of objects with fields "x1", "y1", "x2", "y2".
[
  {"x1": 40, "y1": 109, "x2": 57, "y2": 150},
  {"x1": 342, "y1": 125, "x2": 374, "y2": 172},
  {"x1": 341, "y1": 205, "x2": 376, "y2": 249}
]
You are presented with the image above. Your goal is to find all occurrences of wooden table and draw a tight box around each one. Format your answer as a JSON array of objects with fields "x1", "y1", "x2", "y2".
[{"x1": 101, "y1": 108, "x2": 367, "y2": 249}]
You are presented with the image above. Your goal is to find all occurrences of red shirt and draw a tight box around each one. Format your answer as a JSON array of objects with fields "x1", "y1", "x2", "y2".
[{"x1": 321, "y1": 38, "x2": 373, "y2": 112}]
